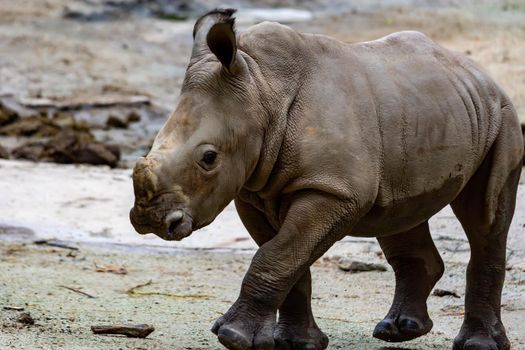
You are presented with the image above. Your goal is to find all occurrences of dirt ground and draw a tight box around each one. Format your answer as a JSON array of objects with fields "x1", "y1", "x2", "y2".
[
  {"x1": 1, "y1": 237, "x2": 524, "y2": 350},
  {"x1": 0, "y1": 159, "x2": 524, "y2": 349},
  {"x1": 1, "y1": 0, "x2": 525, "y2": 349}
]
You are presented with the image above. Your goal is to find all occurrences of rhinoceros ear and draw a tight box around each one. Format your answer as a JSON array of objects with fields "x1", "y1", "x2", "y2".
[
  {"x1": 206, "y1": 20, "x2": 237, "y2": 70},
  {"x1": 192, "y1": 9, "x2": 237, "y2": 72}
]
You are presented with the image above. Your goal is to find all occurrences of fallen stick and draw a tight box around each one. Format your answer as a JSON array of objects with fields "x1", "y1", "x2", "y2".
[
  {"x1": 91, "y1": 324, "x2": 155, "y2": 338},
  {"x1": 59, "y1": 285, "x2": 96, "y2": 298},
  {"x1": 3, "y1": 306, "x2": 24, "y2": 311},
  {"x1": 126, "y1": 280, "x2": 209, "y2": 299},
  {"x1": 432, "y1": 289, "x2": 460, "y2": 298},
  {"x1": 34, "y1": 240, "x2": 79, "y2": 251}
]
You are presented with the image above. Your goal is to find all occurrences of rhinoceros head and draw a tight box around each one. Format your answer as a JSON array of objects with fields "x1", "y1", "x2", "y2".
[{"x1": 130, "y1": 9, "x2": 265, "y2": 240}]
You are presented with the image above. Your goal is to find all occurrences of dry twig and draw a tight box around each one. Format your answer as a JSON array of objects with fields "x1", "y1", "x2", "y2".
[
  {"x1": 34, "y1": 240, "x2": 79, "y2": 251},
  {"x1": 95, "y1": 264, "x2": 128, "y2": 275},
  {"x1": 3, "y1": 306, "x2": 24, "y2": 311},
  {"x1": 127, "y1": 280, "x2": 209, "y2": 299},
  {"x1": 433, "y1": 289, "x2": 460, "y2": 298},
  {"x1": 91, "y1": 324, "x2": 155, "y2": 338},
  {"x1": 59, "y1": 285, "x2": 96, "y2": 298}
]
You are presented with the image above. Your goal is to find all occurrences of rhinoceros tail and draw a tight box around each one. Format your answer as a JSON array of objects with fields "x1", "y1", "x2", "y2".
[{"x1": 193, "y1": 8, "x2": 237, "y2": 39}]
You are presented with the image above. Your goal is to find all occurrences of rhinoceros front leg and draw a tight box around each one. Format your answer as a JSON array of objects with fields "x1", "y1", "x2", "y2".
[
  {"x1": 233, "y1": 198, "x2": 329, "y2": 350},
  {"x1": 212, "y1": 193, "x2": 361, "y2": 350}
]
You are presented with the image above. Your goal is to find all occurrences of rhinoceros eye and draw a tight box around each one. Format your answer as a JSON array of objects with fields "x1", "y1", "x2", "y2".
[
  {"x1": 202, "y1": 150, "x2": 217, "y2": 165},
  {"x1": 194, "y1": 144, "x2": 219, "y2": 171}
]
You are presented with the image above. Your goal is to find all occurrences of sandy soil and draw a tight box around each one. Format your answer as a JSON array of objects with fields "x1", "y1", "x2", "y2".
[
  {"x1": 1, "y1": 159, "x2": 524, "y2": 258},
  {"x1": 1, "y1": 238, "x2": 524, "y2": 350},
  {"x1": 0, "y1": 160, "x2": 524, "y2": 349}
]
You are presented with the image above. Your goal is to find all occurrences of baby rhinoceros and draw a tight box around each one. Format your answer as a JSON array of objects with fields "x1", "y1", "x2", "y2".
[{"x1": 130, "y1": 9, "x2": 523, "y2": 350}]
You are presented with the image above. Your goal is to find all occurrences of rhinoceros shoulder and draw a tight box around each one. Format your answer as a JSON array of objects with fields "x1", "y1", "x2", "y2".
[
  {"x1": 358, "y1": 30, "x2": 439, "y2": 55},
  {"x1": 379, "y1": 30, "x2": 432, "y2": 44}
]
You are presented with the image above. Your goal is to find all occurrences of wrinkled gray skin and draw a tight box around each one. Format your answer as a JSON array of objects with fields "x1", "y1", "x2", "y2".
[{"x1": 130, "y1": 9, "x2": 524, "y2": 350}]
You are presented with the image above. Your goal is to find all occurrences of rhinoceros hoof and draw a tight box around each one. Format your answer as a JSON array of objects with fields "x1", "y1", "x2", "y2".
[
  {"x1": 274, "y1": 323, "x2": 329, "y2": 350},
  {"x1": 212, "y1": 311, "x2": 275, "y2": 350},
  {"x1": 452, "y1": 321, "x2": 510, "y2": 350},
  {"x1": 373, "y1": 316, "x2": 433, "y2": 342}
]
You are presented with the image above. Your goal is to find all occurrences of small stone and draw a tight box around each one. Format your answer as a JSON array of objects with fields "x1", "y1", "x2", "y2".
[
  {"x1": 106, "y1": 115, "x2": 128, "y2": 129},
  {"x1": 335, "y1": 258, "x2": 387, "y2": 273},
  {"x1": 0, "y1": 108, "x2": 17, "y2": 126},
  {"x1": 11, "y1": 142, "x2": 46, "y2": 161},
  {"x1": 127, "y1": 111, "x2": 141, "y2": 123},
  {"x1": 17, "y1": 312, "x2": 35, "y2": 325}
]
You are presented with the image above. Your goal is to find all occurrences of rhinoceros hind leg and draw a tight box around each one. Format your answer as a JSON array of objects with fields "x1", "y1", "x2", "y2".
[
  {"x1": 450, "y1": 134, "x2": 521, "y2": 350},
  {"x1": 374, "y1": 221, "x2": 444, "y2": 342},
  {"x1": 274, "y1": 269, "x2": 329, "y2": 350}
]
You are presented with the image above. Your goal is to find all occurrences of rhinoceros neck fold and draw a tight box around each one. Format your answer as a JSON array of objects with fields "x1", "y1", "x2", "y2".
[
  {"x1": 237, "y1": 25, "x2": 313, "y2": 195},
  {"x1": 242, "y1": 103, "x2": 287, "y2": 193},
  {"x1": 240, "y1": 58, "x2": 304, "y2": 194}
]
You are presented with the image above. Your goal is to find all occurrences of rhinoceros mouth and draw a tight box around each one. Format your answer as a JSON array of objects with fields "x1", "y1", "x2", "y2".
[{"x1": 129, "y1": 207, "x2": 194, "y2": 241}]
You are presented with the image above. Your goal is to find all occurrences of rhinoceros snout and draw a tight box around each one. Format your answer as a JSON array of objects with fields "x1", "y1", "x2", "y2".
[{"x1": 129, "y1": 205, "x2": 193, "y2": 241}]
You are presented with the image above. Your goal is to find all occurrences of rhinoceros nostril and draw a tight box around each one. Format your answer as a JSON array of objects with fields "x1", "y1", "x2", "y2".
[{"x1": 166, "y1": 210, "x2": 185, "y2": 234}]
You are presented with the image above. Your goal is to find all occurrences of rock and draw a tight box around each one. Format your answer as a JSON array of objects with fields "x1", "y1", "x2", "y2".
[
  {"x1": 334, "y1": 258, "x2": 387, "y2": 273},
  {"x1": 63, "y1": 1, "x2": 117, "y2": 21},
  {"x1": 20, "y1": 95, "x2": 151, "y2": 110},
  {"x1": 106, "y1": 115, "x2": 128, "y2": 129},
  {"x1": 0, "y1": 97, "x2": 36, "y2": 118},
  {"x1": 46, "y1": 129, "x2": 120, "y2": 167},
  {"x1": 16, "y1": 312, "x2": 35, "y2": 325},
  {"x1": 63, "y1": 0, "x2": 206, "y2": 22},
  {"x1": 127, "y1": 111, "x2": 141, "y2": 123},
  {"x1": 11, "y1": 142, "x2": 47, "y2": 161},
  {"x1": 73, "y1": 141, "x2": 120, "y2": 167},
  {"x1": 52, "y1": 113, "x2": 75, "y2": 128},
  {"x1": 0, "y1": 108, "x2": 18, "y2": 127},
  {"x1": 52, "y1": 112, "x2": 91, "y2": 132},
  {"x1": 0, "y1": 96, "x2": 34, "y2": 126},
  {"x1": 45, "y1": 128, "x2": 93, "y2": 163},
  {"x1": 0, "y1": 116, "x2": 60, "y2": 137},
  {"x1": 11, "y1": 129, "x2": 121, "y2": 167},
  {"x1": 147, "y1": 0, "x2": 205, "y2": 20},
  {"x1": 0, "y1": 143, "x2": 9, "y2": 159}
]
